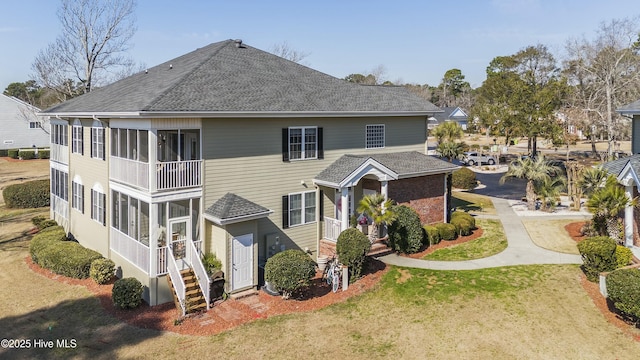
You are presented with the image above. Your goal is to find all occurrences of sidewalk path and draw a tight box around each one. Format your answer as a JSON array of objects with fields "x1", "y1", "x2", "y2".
[{"x1": 378, "y1": 197, "x2": 584, "y2": 270}]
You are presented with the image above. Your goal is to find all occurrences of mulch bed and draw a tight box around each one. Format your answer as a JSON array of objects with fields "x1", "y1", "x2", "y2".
[
  {"x1": 25, "y1": 255, "x2": 389, "y2": 336},
  {"x1": 564, "y1": 221, "x2": 640, "y2": 341},
  {"x1": 401, "y1": 226, "x2": 484, "y2": 259}
]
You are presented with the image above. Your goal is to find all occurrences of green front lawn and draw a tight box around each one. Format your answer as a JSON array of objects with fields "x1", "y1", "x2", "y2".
[{"x1": 423, "y1": 219, "x2": 507, "y2": 261}]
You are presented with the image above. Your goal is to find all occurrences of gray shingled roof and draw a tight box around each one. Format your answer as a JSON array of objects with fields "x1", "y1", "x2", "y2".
[
  {"x1": 204, "y1": 193, "x2": 271, "y2": 224},
  {"x1": 601, "y1": 154, "x2": 640, "y2": 177},
  {"x1": 43, "y1": 39, "x2": 440, "y2": 114},
  {"x1": 618, "y1": 100, "x2": 640, "y2": 114},
  {"x1": 315, "y1": 151, "x2": 459, "y2": 185}
]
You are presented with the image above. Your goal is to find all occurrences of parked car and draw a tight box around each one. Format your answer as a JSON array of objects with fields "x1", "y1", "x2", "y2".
[{"x1": 462, "y1": 152, "x2": 497, "y2": 166}]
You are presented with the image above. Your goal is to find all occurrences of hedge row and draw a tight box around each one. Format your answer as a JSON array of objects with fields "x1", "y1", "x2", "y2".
[
  {"x1": 3, "y1": 179, "x2": 50, "y2": 208},
  {"x1": 29, "y1": 225, "x2": 103, "y2": 279},
  {"x1": 577, "y1": 236, "x2": 617, "y2": 282},
  {"x1": 606, "y1": 268, "x2": 640, "y2": 322}
]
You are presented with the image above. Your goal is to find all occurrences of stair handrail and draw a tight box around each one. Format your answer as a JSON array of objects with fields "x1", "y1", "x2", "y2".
[
  {"x1": 167, "y1": 249, "x2": 186, "y2": 316},
  {"x1": 188, "y1": 240, "x2": 210, "y2": 309}
]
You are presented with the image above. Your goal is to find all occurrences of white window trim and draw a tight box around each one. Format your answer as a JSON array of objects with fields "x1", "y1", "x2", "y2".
[
  {"x1": 365, "y1": 124, "x2": 385, "y2": 149},
  {"x1": 72, "y1": 119, "x2": 83, "y2": 154},
  {"x1": 91, "y1": 185, "x2": 105, "y2": 225},
  {"x1": 91, "y1": 120, "x2": 105, "y2": 160},
  {"x1": 29, "y1": 121, "x2": 40, "y2": 129},
  {"x1": 288, "y1": 190, "x2": 316, "y2": 227},
  {"x1": 72, "y1": 180, "x2": 84, "y2": 213},
  {"x1": 289, "y1": 126, "x2": 318, "y2": 161}
]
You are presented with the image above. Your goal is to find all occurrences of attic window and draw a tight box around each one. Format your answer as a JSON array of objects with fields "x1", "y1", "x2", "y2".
[{"x1": 365, "y1": 124, "x2": 385, "y2": 149}]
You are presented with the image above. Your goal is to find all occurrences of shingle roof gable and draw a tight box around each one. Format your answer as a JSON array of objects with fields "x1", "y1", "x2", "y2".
[{"x1": 43, "y1": 39, "x2": 439, "y2": 114}]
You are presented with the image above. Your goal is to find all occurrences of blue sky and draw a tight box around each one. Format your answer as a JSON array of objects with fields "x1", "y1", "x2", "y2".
[{"x1": 1, "y1": 0, "x2": 638, "y2": 90}]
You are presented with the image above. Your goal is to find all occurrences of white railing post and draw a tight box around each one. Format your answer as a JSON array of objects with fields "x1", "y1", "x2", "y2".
[
  {"x1": 189, "y1": 240, "x2": 210, "y2": 310},
  {"x1": 323, "y1": 217, "x2": 342, "y2": 242},
  {"x1": 167, "y1": 250, "x2": 186, "y2": 316}
]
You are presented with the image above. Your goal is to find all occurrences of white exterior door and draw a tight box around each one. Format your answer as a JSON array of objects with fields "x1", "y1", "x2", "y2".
[{"x1": 232, "y1": 234, "x2": 253, "y2": 291}]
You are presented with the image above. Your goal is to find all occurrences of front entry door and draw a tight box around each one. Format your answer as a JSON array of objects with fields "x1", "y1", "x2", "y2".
[
  {"x1": 232, "y1": 234, "x2": 253, "y2": 291},
  {"x1": 169, "y1": 218, "x2": 190, "y2": 268}
]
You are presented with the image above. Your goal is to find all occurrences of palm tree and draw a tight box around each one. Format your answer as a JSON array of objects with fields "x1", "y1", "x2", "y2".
[
  {"x1": 357, "y1": 193, "x2": 397, "y2": 243},
  {"x1": 431, "y1": 121, "x2": 464, "y2": 143},
  {"x1": 586, "y1": 176, "x2": 636, "y2": 244},
  {"x1": 500, "y1": 156, "x2": 560, "y2": 210},
  {"x1": 436, "y1": 141, "x2": 464, "y2": 162},
  {"x1": 578, "y1": 166, "x2": 609, "y2": 197},
  {"x1": 534, "y1": 175, "x2": 566, "y2": 211}
]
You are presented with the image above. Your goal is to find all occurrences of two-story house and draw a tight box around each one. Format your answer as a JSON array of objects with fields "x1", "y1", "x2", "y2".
[
  {"x1": 601, "y1": 100, "x2": 640, "y2": 258},
  {"x1": 0, "y1": 93, "x2": 49, "y2": 150},
  {"x1": 41, "y1": 39, "x2": 458, "y2": 311}
]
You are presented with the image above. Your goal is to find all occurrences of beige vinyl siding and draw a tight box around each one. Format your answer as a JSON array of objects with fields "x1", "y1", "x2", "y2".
[
  {"x1": 202, "y1": 116, "x2": 426, "y2": 255},
  {"x1": 208, "y1": 222, "x2": 228, "y2": 276},
  {"x1": 68, "y1": 118, "x2": 110, "y2": 255}
]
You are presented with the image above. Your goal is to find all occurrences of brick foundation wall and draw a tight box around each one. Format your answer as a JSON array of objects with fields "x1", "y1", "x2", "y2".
[{"x1": 388, "y1": 174, "x2": 445, "y2": 224}]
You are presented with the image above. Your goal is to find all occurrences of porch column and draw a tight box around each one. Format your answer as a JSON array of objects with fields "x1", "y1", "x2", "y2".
[
  {"x1": 625, "y1": 185, "x2": 634, "y2": 247},
  {"x1": 340, "y1": 187, "x2": 349, "y2": 232},
  {"x1": 149, "y1": 202, "x2": 158, "y2": 276},
  {"x1": 381, "y1": 181, "x2": 388, "y2": 200}
]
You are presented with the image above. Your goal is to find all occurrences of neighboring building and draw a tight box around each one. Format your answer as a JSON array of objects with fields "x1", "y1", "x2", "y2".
[
  {"x1": 601, "y1": 99, "x2": 640, "y2": 255},
  {"x1": 0, "y1": 93, "x2": 49, "y2": 150},
  {"x1": 428, "y1": 106, "x2": 468, "y2": 130},
  {"x1": 40, "y1": 39, "x2": 458, "y2": 311}
]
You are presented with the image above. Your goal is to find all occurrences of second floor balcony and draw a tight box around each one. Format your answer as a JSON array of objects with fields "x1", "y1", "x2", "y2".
[{"x1": 110, "y1": 158, "x2": 202, "y2": 191}]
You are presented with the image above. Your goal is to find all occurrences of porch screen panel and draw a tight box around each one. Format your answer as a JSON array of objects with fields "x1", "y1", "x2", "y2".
[
  {"x1": 140, "y1": 201, "x2": 149, "y2": 246},
  {"x1": 139, "y1": 130, "x2": 149, "y2": 162}
]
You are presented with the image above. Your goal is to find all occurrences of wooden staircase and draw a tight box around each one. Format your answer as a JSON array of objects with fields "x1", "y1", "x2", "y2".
[{"x1": 167, "y1": 268, "x2": 207, "y2": 314}]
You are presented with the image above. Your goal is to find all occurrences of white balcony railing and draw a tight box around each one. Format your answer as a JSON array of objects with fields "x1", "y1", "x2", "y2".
[
  {"x1": 323, "y1": 217, "x2": 342, "y2": 242},
  {"x1": 110, "y1": 230, "x2": 150, "y2": 274},
  {"x1": 155, "y1": 246, "x2": 168, "y2": 277},
  {"x1": 189, "y1": 240, "x2": 210, "y2": 310},
  {"x1": 156, "y1": 160, "x2": 202, "y2": 191},
  {"x1": 110, "y1": 157, "x2": 150, "y2": 189},
  {"x1": 168, "y1": 250, "x2": 186, "y2": 316},
  {"x1": 50, "y1": 143, "x2": 68, "y2": 164}
]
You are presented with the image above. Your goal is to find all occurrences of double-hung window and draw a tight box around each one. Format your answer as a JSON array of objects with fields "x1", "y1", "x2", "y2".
[
  {"x1": 283, "y1": 127, "x2": 323, "y2": 161},
  {"x1": 365, "y1": 124, "x2": 385, "y2": 149},
  {"x1": 72, "y1": 120, "x2": 83, "y2": 154},
  {"x1": 283, "y1": 191, "x2": 316, "y2": 228},
  {"x1": 91, "y1": 121, "x2": 105, "y2": 160},
  {"x1": 91, "y1": 188, "x2": 106, "y2": 225},
  {"x1": 72, "y1": 181, "x2": 84, "y2": 213}
]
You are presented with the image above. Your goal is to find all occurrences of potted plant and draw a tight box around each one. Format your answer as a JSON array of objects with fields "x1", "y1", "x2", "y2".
[{"x1": 202, "y1": 253, "x2": 225, "y2": 302}]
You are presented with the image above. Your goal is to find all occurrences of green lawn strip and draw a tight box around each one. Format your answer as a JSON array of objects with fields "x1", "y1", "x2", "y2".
[
  {"x1": 451, "y1": 191, "x2": 496, "y2": 215},
  {"x1": 422, "y1": 219, "x2": 507, "y2": 261}
]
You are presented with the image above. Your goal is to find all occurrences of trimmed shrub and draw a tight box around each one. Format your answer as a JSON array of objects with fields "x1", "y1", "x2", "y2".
[
  {"x1": 3, "y1": 179, "x2": 50, "y2": 208},
  {"x1": 90, "y1": 258, "x2": 115, "y2": 284},
  {"x1": 577, "y1": 236, "x2": 617, "y2": 282},
  {"x1": 435, "y1": 223, "x2": 458, "y2": 241},
  {"x1": 451, "y1": 211, "x2": 476, "y2": 229},
  {"x1": 29, "y1": 225, "x2": 103, "y2": 279},
  {"x1": 112, "y1": 277, "x2": 144, "y2": 309},
  {"x1": 387, "y1": 205, "x2": 424, "y2": 254},
  {"x1": 423, "y1": 225, "x2": 441, "y2": 245},
  {"x1": 336, "y1": 228, "x2": 371, "y2": 282},
  {"x1": 38, "y1": 150, "x2": 50, "y2": 159},
  {"x1": 29, "y1": 226, "x2": 67, "y2": 263},
  {"x1": 31, "y1": 216, "x2": 57, "y2": 230},
  {"x1": 450, "y1": 216, "x2": 473, "y2": 236},
  {"x1": 264, "y1": 249, "x2": 316, "y2": 299},
  {"x1": 18, "y1": 150, "x2": 36, "y2": 160},
  {"x1": 452, "y1": 167, "x2": 477, "y2": 190},
  {"x1": 615, "y1": 245, "x2": 633, "y2": 269},
  {"x1": 8, "y1": 149, "x2": 18, "y2": 159},
  {"x1": 606, "y1": 268, "x2": 640, "y2": 322},
  {"x1": 0, "y1": 149, "x2": 7, "y2": 157}
]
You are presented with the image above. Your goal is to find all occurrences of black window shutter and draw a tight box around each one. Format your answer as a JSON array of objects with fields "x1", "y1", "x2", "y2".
[
  {"x1": 80, "y1": 127, "x2": 84, "y2": 155},
  {"x1": 282, "y1": 128, "x2": 289, "y2": 162},
  {"x1": 90, "y1": 189, "x2": 94, "y2": 219},
  {"x1": 90, "y1": 130, "x2": 94, "y2": 158},
  {"x1": 102, "y1": 193, "x2": 106, "y2": 226},
  {"x1": 282, "y1": 195, "x2": 289, "y2": 229},
  {"x1": 319, "y1": 190, "x2": 324, "y2": 218},
  {"x1": 80, "y1": 184, "x2": 85, "y2": 214},
  {"x1": 317, "y1": 127, "x2": 324, "y2": 159}
]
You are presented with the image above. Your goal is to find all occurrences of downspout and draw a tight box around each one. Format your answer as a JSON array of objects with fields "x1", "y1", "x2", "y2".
[{"x1": 315, "y1": 185, "x2": 321, "y2": 261}]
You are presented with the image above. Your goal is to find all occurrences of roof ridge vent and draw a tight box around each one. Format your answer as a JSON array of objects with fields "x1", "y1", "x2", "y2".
[{"x1": 234, "y1": 39, "x2": 244, "y2": 48}]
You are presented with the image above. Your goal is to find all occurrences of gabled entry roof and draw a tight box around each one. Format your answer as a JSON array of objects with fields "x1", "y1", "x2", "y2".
[
  {"x1": 602, "y1": 154, "x2": 640, "y2": 187},
  {"x1": 204, "y1": 193, "x2": 272, "y2": 225},
  {"x1": 314, "y1": 151, "x2": 459, "y2": 188}
]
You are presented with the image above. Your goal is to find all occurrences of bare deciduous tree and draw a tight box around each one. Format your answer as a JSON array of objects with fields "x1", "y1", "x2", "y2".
[
  {"x1": 564, "y1": 17, "x2": 640, "y2": 158},
  {"x1": 270, "y1": 41, "x2": 310, "y2": 63},
  {"x1": 32, "y1": 0, "x2": 137, "y2": 100}
]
